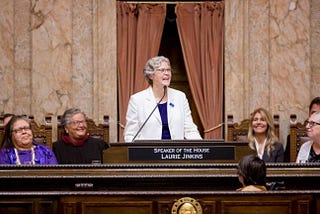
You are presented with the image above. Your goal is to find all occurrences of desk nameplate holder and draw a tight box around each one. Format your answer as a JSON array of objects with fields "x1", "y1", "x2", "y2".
[{"x1": 128, "y1": 144, "x2": 235, "y2": 161}]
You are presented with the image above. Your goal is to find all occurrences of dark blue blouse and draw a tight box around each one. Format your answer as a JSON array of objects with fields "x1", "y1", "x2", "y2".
[{"x1": 158, "y1": 102, "x2": 171, "y2": 139}]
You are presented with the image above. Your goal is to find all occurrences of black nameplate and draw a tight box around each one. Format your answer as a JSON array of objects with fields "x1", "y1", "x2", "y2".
[{"x1": 128, "y1": 146, "x2": 235, "y2": 161}]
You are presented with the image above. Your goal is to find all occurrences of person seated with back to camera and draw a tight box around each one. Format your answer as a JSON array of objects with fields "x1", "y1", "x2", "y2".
[
  {"x1": 247, "y1": 107, "x2": 284, "y2": 162},
  {"x1": 124, "y1": 56, "x2": 202, "y2": 142},
  {"x1": 296, "y1": 111, "x2": 320, "y2": 163},
  {"x1": 0, "y1": 115, "x2": 57, "y2": 165},
  {"x1": 237, "y1": 154, "x2": 267, "y2": 192},
  {"x1": 53, "y1": 108, "x2": 109, "y2": 164}
]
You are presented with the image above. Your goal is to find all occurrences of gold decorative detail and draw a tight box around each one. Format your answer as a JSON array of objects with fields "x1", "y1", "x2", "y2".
[{"x1": 171, "y1": 197, "x2": 202, "y2": 214}]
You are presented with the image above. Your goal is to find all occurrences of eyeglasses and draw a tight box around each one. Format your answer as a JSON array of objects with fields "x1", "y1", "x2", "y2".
[
  {"x1": 156, "y1": 68, "x2": 172, "y2": 73},
  {"x1": 69, "y1": 120, "x2": 87, "y2": 127},
  {"x1": 305, "y1": 120, "x2": 320, "y2": 128},
  {"x1": 12, "y1": 127, "x2": 31, "y2": 134}
]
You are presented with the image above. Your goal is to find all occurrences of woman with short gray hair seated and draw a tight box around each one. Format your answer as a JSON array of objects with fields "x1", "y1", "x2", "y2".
[{"x1": 53, "y1": 108, "x2": 109, "y2": 164}]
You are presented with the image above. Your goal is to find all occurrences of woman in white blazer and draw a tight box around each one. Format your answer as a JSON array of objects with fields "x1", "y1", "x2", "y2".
[{"x1": 124, "y1": 56, "x2": 202, "y2": 142}]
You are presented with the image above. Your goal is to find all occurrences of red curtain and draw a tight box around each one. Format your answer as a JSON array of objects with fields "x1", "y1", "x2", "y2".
[
  {"x1": 117, "y1": 2, "x2": 166, "y2": 141},
  {"x1": 176, "y1": 2, "x2": 224, "y2": 139}
]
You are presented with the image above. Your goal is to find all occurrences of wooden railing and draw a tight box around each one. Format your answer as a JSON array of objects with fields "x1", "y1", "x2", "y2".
[{"x1": 0, "y1": 163, "x2": 320, "y2": 214}]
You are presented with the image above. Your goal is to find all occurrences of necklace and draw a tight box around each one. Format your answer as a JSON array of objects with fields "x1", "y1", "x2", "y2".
[{"x1": 14, "y1": 146, "x2": 35, "y2": 165}]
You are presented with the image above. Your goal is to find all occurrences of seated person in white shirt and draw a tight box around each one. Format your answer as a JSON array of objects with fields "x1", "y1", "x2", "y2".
[{"x1": 296, "y1": 111, "x2": 320, "y2": 163}]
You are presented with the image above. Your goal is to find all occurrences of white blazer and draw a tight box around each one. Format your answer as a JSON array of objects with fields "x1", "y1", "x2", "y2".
[{"x1": 124, "y1": 86, "x2": 202, "y2": 142}]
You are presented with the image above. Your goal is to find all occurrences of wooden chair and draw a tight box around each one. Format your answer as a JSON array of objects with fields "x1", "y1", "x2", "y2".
[
  {"x1": 0, "y1": 116, "x2": 5, "y2": 145},
  {"x1": 0, "y1": 115, "x2": 53, "y2": 149},
  {"x1": 29, "y1": 115, "x2": 53, "y2": 149},
  {"x1": 57, "y1": 116, "x2": 109, "y2": 143},
  {"x1": 227, "y1": 114, "x2": 280, "y2": 141},
  {"x1": 289, "y1": 114, "x2": 308, "y2": 162}
]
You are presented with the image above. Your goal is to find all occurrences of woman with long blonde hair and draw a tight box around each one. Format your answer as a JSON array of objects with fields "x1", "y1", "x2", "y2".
[{"x1": 247, "y1": 108, "x2": 284, "y2": 162}]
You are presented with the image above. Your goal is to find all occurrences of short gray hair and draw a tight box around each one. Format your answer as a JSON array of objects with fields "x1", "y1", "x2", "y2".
[
  {"x1": 62, "y1": 108, "x2": 87, "y2": 126},
  {"x1": 143, "y1": 56, "x2": 171, "y2": 85}
]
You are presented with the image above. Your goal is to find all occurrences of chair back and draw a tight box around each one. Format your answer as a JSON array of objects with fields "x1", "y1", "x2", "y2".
[
  {"x1": 0, "y1": 116, "x2": 5, "y2": 146},
  {"x1": 289, "y1": 114, "x2": 308, "y2": 162},
  {"x1": 30, "y1": 116, "x2": 53, "y2": 149},
  {"x1": 0, "y1": 115, "x2": 53, "y2": 149}
]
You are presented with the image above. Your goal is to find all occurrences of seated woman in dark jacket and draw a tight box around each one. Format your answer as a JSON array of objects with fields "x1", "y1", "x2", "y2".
[
  {"x1": 247, "y1": 108, "x2": 284, "y2": 162},
  {"x1": 53, "y1": 108, "x2": 109, "y2": 164}
]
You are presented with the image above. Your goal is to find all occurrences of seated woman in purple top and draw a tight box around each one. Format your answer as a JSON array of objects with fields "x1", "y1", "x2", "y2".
[{"x1": 0, "y1": 115, "x2": 57, "y2": 165}]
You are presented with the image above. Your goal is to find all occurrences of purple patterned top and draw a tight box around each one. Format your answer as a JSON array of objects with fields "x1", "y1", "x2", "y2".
[{"x1": 0, "y1": 143, "x2": 57, "y2": 165}]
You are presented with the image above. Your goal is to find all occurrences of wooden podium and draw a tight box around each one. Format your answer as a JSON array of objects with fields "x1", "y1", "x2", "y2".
[
  {"x1": 103, "y1": 140, "x2": 253, "y2": 163},
  {"x1": 1, "y1": 140, "x2": 320, "y2": 214}
]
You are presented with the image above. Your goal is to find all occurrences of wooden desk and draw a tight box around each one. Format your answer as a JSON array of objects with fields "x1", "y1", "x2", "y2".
[
  {"x1": 103, "y1": 141, "x2": 254, "y2": 163},
  {"x1": 0, "y1": 164, "x2": 320, "y2": 214}
]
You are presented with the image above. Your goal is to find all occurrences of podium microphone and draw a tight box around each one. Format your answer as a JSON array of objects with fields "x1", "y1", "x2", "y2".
[{"x1": 132, "y1": 86, "x2": 167, "y2": 142}]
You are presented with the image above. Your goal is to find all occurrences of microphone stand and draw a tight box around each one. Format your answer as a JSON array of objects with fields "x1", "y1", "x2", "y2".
[{"x1": 131, "y1": 86, "x2": 167, "y2": 142}]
